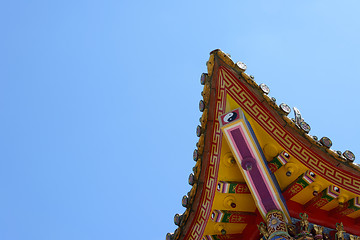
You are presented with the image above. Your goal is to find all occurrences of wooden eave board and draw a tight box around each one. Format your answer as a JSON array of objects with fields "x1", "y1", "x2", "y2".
[{"x1": 171, "y1": 50, "x2": 360, "y2": 240}]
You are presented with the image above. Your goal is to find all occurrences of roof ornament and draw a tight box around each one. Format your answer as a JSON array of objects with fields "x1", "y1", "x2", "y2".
[
  {"x1": 293, "y1": 107, "x2": 302, "y2": 126},
  {"x1": 199, "y1": 100, "x2": 205, "y2": 112},
  {"x1": 188, "y1": 173, "x2": 195, "y2": 186},
  {"x1": 182, "y1": 195, "x2": 189, "y2": 207},
  {"x1": 259, "y1": 83, "x2": 270, "y2": 95},
  {"x1": 279, "y1": 103, "x2": 291, "y2": 115},
  {"x1": 196, "y1": 125, "x2": 202, "y2": 137},
  {"x1": 320, "y1": 137, "x2": 332, "y2": 148},
  {"x1": 200, "y1": 73, "x2": 208, "y2": 85},
  {"x1": 174, "y1": 214, "x2": 183, "y2": 226},
  {"x1": 193, "y1": 149, "x2": 198, "y2": 161},
  {"x1": 336, "y1": 151, "x2": 345, "y2": 160},
  {"x1": 235, "y1": 61, "x2": 247, "y2": 72},
  {"x1": 343, "y1": 150, "x2": 356, "y2": 162},
  {"x1": 166, "y1": 233, "x2": 173, "y2": 240},
  {"x1": 293, "y1": 107, "x2": 311, "y2": 133}
]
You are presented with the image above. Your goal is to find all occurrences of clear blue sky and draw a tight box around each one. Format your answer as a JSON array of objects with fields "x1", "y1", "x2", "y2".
[{"x1": 1, "y1": 1, "x2": 360, "y2": 240}]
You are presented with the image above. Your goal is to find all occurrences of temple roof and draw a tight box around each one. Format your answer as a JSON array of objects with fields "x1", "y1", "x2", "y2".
[{"x1": 167, "y1": 50, "x2": 360, "y2": 240}]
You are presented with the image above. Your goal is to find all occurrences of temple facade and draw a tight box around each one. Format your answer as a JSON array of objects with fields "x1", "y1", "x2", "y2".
[{"x1": 167, "y1": 50, "x2": 359, "y2": 240}]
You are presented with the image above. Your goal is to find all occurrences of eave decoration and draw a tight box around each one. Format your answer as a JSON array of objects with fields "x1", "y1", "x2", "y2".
[{"x1": 167, "y1": 50, "x2": 359, "y2": 240}]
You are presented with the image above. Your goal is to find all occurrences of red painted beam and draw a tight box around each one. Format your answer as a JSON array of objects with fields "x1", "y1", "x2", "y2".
[
  {"x1": 240, "y1": 210, "x2": 263, "y2": 240},
  {"x1": 287, "y1": 200, "x2": 360, "y2": 236}
]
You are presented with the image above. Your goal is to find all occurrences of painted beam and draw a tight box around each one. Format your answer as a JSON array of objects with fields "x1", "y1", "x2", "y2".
[
  {"x1": 219, "y1": 108, "x2": 290, "y2": 222},
  {"x1": 287, "y1": 200, "x2": 360, "y2": 236},
  {"x1": 304, "y1": 185, "x2": 340, "y2": 210},
  {"x1": 282, "y1": 170, "x2": 316, "y2": 200},
  {"x1": 210, "y1": 210, "x2": 256, "y2": 223},
  {"x1": 216, "y1": 181, "x2": 250, "y2": 194},
  {"x1": 329, "y1": 197, "x2": 360, "y2": 217},
  {"x1": 268, "y1": 151, "x2": 290, "y2": 173}
]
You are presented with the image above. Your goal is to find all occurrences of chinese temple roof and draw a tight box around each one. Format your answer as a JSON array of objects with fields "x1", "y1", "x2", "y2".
[{"x1": 167, "y1": 49, "x2": 360, "y2": 240}]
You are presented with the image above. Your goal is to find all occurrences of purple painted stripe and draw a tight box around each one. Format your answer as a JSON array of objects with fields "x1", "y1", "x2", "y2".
[
  {"x1": 245, "y1": 118, "x2": 289, "y2": 213},
  {"x1": 231, "y1": 128, "x2": 252, "y2": 159},
  {"x1": 230, "y1": 128, "x2": 277, "y2": 212}
]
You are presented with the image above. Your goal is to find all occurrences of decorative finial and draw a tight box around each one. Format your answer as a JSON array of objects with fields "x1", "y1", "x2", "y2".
[
  {"x1": 196, "y1": 125, "x2": 202, "y2": 137},
  {"x1": 174, "y1": 213, "x2": 183, "y2": 226},
  {"x1": 259, "y1": 83, "x2": 270, "y2": 95},
  {"x1": 343, "y1": 150, "x2": 355, "y2": 162},
  {"x1": 166, "y1": 233, "x2": 174, "y2": 240},
  {"x1": 235, "y1": 61, "x2": 247, "y2": 72},
  {"x1": 293, "y1": 107, "x2": 311, "y2": 133},
  {"x1": 320, "y1": 137, "x2": 332, "y2": 148},
  {"x1": 188, "y1": 173, "x2": 195, "y2": 185},
  {"x1": 293, "y1": 107, "x2": 302, "y2": 126},
  {"x1": 279, "y1": 103, "x2": 291, "y2": 114},
  {"x1": 182, "y1": 195, "x2": 188, "y2": 207},
  {"x1": 200, "y1": 73, "x2": 208, "y2": 85},
  {"x1": 193, "y1": 149, "x2": 198, "y2": 161},
  {"x1": 199, "y1": 100, "x2": 205, "y2": 112}
]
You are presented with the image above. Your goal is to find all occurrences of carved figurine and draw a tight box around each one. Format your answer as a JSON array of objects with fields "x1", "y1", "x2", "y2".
[
  {"x1": 258, "y1": 222, "x2": 269, "y2": 239},
  {"x1": 299, "y1": 213, "x2": 309, "y2": 232},
  {"x1": 313, "y1": 224, "x2": 323, "y2": 235},
  {"x1": 313, "y1": 224, "x2": 323, "y2": 239},
  {"x1": 335, "y1": 222, "x2": 345, "y2": 240}
]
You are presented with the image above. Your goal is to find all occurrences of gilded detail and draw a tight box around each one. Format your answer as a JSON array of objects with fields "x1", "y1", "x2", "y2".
[
  {"x1": 335, "y1": 223, "x2": 345, "y2": 240},
  {"x1": 258, "y1": 222, "x2": 269, "y2": 239}
]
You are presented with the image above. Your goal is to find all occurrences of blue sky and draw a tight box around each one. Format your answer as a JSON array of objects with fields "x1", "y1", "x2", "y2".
[{"x1": 1, "y1": 1, "x2": 360, "y2": 240}]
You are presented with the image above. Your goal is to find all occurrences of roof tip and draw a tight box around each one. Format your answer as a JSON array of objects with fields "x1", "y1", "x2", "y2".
[{"x1": 210, "y1": 49, "x2": 222, "y2": 55}]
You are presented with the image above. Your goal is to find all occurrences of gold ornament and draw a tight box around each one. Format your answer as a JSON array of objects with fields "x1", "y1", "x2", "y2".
[
  {"x1": 335, "y1": 222, "x2": 345, "y2": 240},
  {"x1": 257, "y1": 222, "x2": 269, "y2": 239},
  {"x1": 313, "y1": 224, "x2": 323, "y2": 236},
  {"x1": 299, "y1": 213, "x2": 309, "y2": 232}
]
